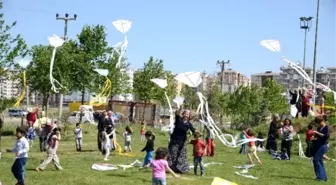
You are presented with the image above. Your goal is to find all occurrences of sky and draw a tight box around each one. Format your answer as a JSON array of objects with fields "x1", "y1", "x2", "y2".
[{"x1": 3, "y1": 0, "x2": 335, "y2": 77}]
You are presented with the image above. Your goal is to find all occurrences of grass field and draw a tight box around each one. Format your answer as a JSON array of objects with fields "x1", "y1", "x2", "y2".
[{"x1": 0, "y1": 123, "x2": 335, "y2": 185}]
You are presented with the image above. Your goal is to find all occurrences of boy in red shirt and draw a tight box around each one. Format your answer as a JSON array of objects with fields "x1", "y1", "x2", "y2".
[
  {"x1": 189, "y1": 131, "x2": 206, "y2": 176},
  {"x1": 305, "y1": 124, "x2": 314, "y2": 157}
]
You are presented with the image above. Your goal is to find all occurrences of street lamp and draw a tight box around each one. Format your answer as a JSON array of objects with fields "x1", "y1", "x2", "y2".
[
  {"x1": 300, "y1": 16, "x2": 313, "y2": 88},
  {"x1": 312, "y1": 0, "x2": 320, "y2": 107}
]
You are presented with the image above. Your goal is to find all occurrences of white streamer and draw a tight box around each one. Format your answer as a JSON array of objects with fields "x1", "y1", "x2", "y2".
[
  {"x1": 233, "y1": 164, "x2": 255, "y2": 169},
  {"x1": 48, "y1": 35, "x2": 65, "y2": 93},
  {"x1": 118, "y1": 159, "x2": 142, "y2": 170},
  {"x1": 112, "y1": 20, "x2": 132, "y2": 68},
  {"x1": 190, "y1": 162, "x2": 223, "y2": 168},
  {"x1": 235, "y1": 172, "x2": 258, "y2": 179},
  {"x1": 297, "y1": 135, "x2": 310, "y2": 159}
]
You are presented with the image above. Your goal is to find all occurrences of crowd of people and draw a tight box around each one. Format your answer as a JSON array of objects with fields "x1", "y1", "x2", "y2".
[{"x1": 4, "y1": 103, "x2": 333, "y2": 185}]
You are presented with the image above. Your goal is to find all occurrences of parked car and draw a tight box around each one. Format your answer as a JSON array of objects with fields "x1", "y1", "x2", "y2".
[{"x1": 8, "y1": 108, "x2": 28, "y2": 117}]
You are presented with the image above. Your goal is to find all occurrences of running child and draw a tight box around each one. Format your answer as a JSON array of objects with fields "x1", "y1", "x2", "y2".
[
  {"x1": 205, "y1": 126, "x2": 215, "y2": 157},
  {"x1": 305, "y1": 124, "x2": 314, "y2": 157},
  {"x1": 244, "y1": 129, "x2": 262, "y2": 165},
  {"x1": 26, "y1": 125, "x2": 36, "y2": 148},
  {"x1": 102, "y1": 126, "x2": 115, "y2": 161},
  {"x1": 142, "y1": 147, "x2": 179, "y2": 185},
  {"x1": 124, "y1": 126, "x2": 133, "y2": 152},
  {"x1": 6, "y1": 127, "x2": 29, "y2": 185},
  {"x1": 141, "y1": 131, "x2": 155, "y2": 167},
  {"x1": 74, "y1": 123, "x2": 83, "y2": 151},
  {"x1": 140, "y1": 122, "x2": 146, "y2": 141},
  {"x1": 239, "y1": 125, "x2": 248, "y2": 154},
  {"x1": 36, "y1": 127, "x2": 63, "y2": 171}
]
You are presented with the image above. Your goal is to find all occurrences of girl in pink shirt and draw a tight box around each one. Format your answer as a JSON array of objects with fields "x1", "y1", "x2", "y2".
[
  {"x1": 244, "y1": 130, "x2": 262, "y2": 165},
  {"x1": 143, "y1": 147, "x2": 179, "y2": 185}
]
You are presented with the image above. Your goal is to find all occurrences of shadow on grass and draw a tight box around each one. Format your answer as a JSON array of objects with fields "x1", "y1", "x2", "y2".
[
  {"x1": 271, "y1": 174, "x2": 310, "y2": 180},
  {"x1": 108, "y1": 173, "x2": 129, "y2": 178}
]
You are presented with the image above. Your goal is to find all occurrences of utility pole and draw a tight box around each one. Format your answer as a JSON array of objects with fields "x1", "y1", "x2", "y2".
[
  {"x1": 217, "y1": 60, "x2": 230, "y2": 125},
  {"x1": 312, "y1": 0, "x2": 320, "y2": 108},
  {"x1": 56, "y1": 13, "x2": 77, "y2": 125},
  {"x1": 299, "y1": 16, "x2": 313, "y2": 88}
]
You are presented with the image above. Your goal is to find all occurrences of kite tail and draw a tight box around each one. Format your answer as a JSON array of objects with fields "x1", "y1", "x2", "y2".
[{"x1": 13, "y1": 71, "x2": 27, "y2": 107}]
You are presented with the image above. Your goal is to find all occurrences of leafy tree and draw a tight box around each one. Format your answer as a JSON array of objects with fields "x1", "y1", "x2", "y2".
[
  {"x1": 133, "y1": 57, "x2": 165, "y2": 121},
  {"x1": 27, "y1": 45, "x2": 54, "y2": 114},
  {"x1": 70, "y1": 25, "x2": 110, "y2": 105},
  {"x1": 262, "y1": 79, "x2": 288, "y2": 115},
  {"x1": 97, "y1": 54, "x2": 131, "y2": 106},
  {"x1": 0, "y1": 2, "x2": 28, "y2": 69},
  {"x1": 181, "y1": 85, "x2": 199, "y2": 110}
]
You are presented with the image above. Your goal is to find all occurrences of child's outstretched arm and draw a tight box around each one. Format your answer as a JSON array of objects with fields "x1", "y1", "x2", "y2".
[{"x1": 166, "y1": 166, "x2": 179, "y2": 178}]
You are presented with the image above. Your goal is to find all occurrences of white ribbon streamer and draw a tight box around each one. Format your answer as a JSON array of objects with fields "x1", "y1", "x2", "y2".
[
  {"x1": 233, "y1": 164, "x2": 255, "y2": 169},
  {"x1": 235, "y1": 172, "x2": 258, "y2": 179},
  {"x1": 112, "y1": 20, "x2": 132, "y2": 68},
  {"x1": 118, "y1": 159, "x2": 142, "y2": 170},
  {"x1": 190, "y1": 162, "x2": 223, "y2": 169},
  {"x1": 48, "y1": 35, "x2": 65, "y2": 93},
  {"x1": 297, "y1": 135, "x2": 310, "y2": 159}
]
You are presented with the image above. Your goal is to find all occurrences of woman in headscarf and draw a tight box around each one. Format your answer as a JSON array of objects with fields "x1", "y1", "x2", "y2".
[
  {"x1": 278, "y1": 118, "x2": 294, "y2": 160},
  {"x1": 168, "y1": 109, "x2": 195, "y2": 173},
  {"x1": 266, "y1": 115, "x2": 279, "y2": 153}
]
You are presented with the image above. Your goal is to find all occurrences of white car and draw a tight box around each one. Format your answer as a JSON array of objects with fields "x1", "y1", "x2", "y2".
[{"x1": 67, "y1": 111, "x2": 95, "y2": 124}]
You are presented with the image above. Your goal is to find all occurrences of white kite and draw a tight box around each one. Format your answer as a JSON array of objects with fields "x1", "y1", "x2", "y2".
[
  {"x1": 260, "y1": 39, "x2": 281, "y2": 52},
  {"x1": 94, "y1": 69, "x2": 109, "y2": 77},
  {"x1": 112, "y1": 20, "x2": 132, "y2": 67},
  {"x1": 150, "y1": 78, "x2": 175, "y2": 134},
  {"x1": 173, "y1": 96, "x2": 184, "y2": 109},
  {"x1": 48, "y1": 34, "x2": 65, "y2": 93},
  {"x1": 174, "y1": 71, "x2": 203, "y2": 88},
  {"x1": 174, "y1": 71, "x2": 265, "y2": 148}
]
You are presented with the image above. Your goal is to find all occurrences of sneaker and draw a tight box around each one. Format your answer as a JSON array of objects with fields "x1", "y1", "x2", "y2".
[{"x1": 104, "y1": 158, "x2": 109, "y2": 161}]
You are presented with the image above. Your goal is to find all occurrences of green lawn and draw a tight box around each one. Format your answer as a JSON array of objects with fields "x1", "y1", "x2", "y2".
[{"x1": 0, "y1": 124, "x2": 335, "y2": 185}]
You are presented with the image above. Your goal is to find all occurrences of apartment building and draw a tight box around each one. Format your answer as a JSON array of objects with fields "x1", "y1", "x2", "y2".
[
  {"x1": 251, "y1": 71, "x2": 280, "y2": 87},
  {"x1": 279, "y1": 63, "x2": 313, "y2": 89},
  {"x1": 316, "y1": 67, "x2": 336, "y2": 91},
  {"x1": 218, "y1": 69, "x2": 250, "y2": 93},
  {"x1": 0, "y1": 75, "x2": 20, "y2": 99}
]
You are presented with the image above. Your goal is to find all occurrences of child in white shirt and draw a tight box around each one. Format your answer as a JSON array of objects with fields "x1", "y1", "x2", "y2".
[
  {"x1": 26, "y1": 125, "x2": 36, "y2": 148},
  {"x1": 123, "y1": 126, "x2": 133, "y2": 152},
  {"x1": 102, "y1": 127, "x2": 114, "y2": 161},
  {"x1": 74, "y1": 123, "x2": 83, "y2": 151},
  {"x1": 6, "y1": 127, "x2": 29, "y2": 185}
]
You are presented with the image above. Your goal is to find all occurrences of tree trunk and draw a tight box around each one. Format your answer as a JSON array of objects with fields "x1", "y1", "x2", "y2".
[
  {"x1": 142, "y1": 101, "x2": 147, "y2": 122},
  {"x1": 108, "y1": 94, "x2": 114, "y2": 111},
  {"x1": 0, "y1": 112, "x2": 3, "y2": 159},
  {"x1": 79, "y1": 88, "x2": 85, "y2": 123},
  {"x1": 43, "y1": 95, "x2": 49, "y2": 117}
]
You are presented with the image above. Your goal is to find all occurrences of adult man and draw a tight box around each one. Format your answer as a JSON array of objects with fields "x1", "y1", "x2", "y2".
[
  {"x1": 26, "y1": 105, "x2": 39, "y2": 127},
  {"x1": 97, "y1": 111, "x2": 107, "y2": 154}
]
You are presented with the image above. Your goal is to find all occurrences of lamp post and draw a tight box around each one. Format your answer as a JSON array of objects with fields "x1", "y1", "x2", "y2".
[
  {"x1": 55, "y1": 13, "x2": 77, "y2": 125},
  {"x1": 312, "y1": 0, "x2": 320, "y2": 107},
  {"x1": 216, "y1": 60, "x2": 230, "y2": 125},
  {"x1": 300, "y1": 16, "x2": 313, "y2": 88}
]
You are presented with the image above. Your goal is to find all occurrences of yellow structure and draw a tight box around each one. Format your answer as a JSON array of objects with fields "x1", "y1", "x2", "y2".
[{"x1": 211, "y1": 177, "x2": 238, "y2": 185}]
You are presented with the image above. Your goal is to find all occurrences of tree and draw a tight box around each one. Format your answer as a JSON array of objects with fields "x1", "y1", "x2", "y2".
[
  {"x1": 262, "y1": 79, "x2": 288, "y2": 115},
  {"x1": 0, "y1": 3, "x2": 28, "y2": 69},
  {"x1": 98, "y1": 55, "x2": 131, "y2": 107},
  {"x1": 0, "y1": 2, "x2": 28, "y2": 157},
  {"x1": 133, "y1": 57, "x2": 165, "y2": 121},
  {"x1": 27, "y1": 45, "x2": 54, "y2": 114},
  {"x1": 70, "y1": 25, "x2": 110, "y2": 106}
]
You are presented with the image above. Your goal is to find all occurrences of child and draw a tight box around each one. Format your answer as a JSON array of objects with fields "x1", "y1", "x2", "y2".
[
  {"x1": 205, "y1": 126, "x2": 215, "y2": 157},
  {"x1": 102, "y1": 126, "x2": 115, "y2": 161},
  {"x1": 140, "y1": 122, "x2": 146, "y2": 141},
  {"x1": 123, "y1": 126, "x2": 133, "y2": 152},
  {"x1": 189, "y1": 131, "x2": 206, "y2": 176},
  {"x1": 36, "y1": 127, "x2": 63, "y2": 171},
  {"x1": 6, "y1": 127, "x2": 29, "y2": 185},
  {"x1": 26, "y1": 125, "x2": 36, "y2": 148},
  {"x1": 239, "y1": 125, "x2": 248, "y2": 154},
  {"x1": 143, "y1": 148, "x2": 179, "y2": 185},
  {"x1": 305, "y1": 124, "x2": 314, "y2": 157},
  {"x1": 74, "y1": 123, "x2": 83, "y2": 151},
  {"x1": 141, "y1": 131, "x2": 155, "y2": 167},
  {"x1": 244, "y1": 129, "x2": 262, "y2": 165},
  {"x1": 256, "y1": 132, "x2": 264, "y2": 149}
]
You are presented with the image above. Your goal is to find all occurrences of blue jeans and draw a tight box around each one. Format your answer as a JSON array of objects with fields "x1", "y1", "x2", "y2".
[
  {"x1": 193, "y1": 156, "x2": 204, "y2": 175},
  {"x1": 152, "y1": 177, "x2": 167, "y2": 185},
  {"x1": 313, "y1": 144, "x2": 328, "y2": 181},
  {"x1": 239, "y1": 144, "x2": 247, "y2": 154},
  {"x1": 143, "y1": 151, "x2": 154, "y2": 167},
  {"x1": 11, "y1": 157, "x2": 27, "y2": 185}
]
